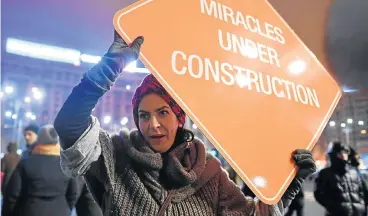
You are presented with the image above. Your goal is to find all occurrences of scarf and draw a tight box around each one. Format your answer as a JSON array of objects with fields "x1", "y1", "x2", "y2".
[{"x1": 119, "y1": 130, "x2": 221, "y2": 203}]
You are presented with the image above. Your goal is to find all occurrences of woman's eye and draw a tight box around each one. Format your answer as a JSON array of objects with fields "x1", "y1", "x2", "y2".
[
  {"x1": 159, "y1": 110, "x2": 169, "y2": 116},
  {"x1": 139, "y1": 113, "x2": 149, "y2": 120}
]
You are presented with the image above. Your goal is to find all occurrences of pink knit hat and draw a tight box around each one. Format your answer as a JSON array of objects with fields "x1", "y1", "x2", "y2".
[{"x1": 132, "y1": 74, "x2": 186, "y2": 128}]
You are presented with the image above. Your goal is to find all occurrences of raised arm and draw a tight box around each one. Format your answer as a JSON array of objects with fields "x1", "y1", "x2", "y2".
[{"x1": 54, "y1": 31, "x2": 143, "y2": 178}]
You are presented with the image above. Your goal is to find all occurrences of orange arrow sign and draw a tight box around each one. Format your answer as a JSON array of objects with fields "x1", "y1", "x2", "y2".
[{"x1": 114, "y1": 0, "x2": 342, "y2": 204}]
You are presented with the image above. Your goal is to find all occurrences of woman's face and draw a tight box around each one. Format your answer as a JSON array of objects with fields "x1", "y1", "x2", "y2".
[{"x1": 138, "y1": 93, "x2": 180, "y2": 153}]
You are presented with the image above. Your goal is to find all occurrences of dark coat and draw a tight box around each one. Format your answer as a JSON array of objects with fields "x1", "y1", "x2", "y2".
[
  {"x1": 1, "y1": 145, "x2": 79, "y2": 216},
  {"x1": 314, "y1": 166, "x2": 368, "y2": 216},
  {"x1": 1, "y1": 152, "x2": 21, "y2": 193}
]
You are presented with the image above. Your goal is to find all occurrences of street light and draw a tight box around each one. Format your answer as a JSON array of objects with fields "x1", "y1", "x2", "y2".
[
  {"x1": 3, "y1": 86, "x2": 44, "y2": 146},
  {"x1": 26, "y1": 112, "x2": 33, "y2": 118},
  {"x1": 24, "y1": 97, "x2": 31, "y2": 103},
  {"x1": 5, "y1": 111, "x2": 12, "y2": 118},
  {"x1": 341, "y1": 123, "x2": 346, "y2": 128},
  {"x1": 11, "y1": 114, "x2": 17, "y2": 120},
  {"x1": 358, "y1": 121, "x2": 364, "y2": 126},
  {"x1": 103, "y1": 116, "x2": 111, "y2": 124},
  {"x1": 32, "y1": 87, "x2": 43, "y2": 100},
  {"x1": 5, "y1": 86, "x2": 14, "y2": 94},
  {"x1": 120, "y1": 117, "x2": 129, "y2": 126},
  {"x1": 347, "y1": 118, "x2": 353, "y2": 124},
  {"x1": 329, "y1": 121, "x2": 336, "y2": 127}
]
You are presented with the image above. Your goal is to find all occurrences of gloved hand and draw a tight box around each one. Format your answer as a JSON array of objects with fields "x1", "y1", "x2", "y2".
[
  {"x1": 84, "y1": 30, "x2": 144, "y2": 91},
  {"x1": 281, "y1": 149, "x2": 316, "y2": 208}
]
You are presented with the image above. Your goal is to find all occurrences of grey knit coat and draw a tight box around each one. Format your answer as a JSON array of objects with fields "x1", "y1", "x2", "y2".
[{"x1": 60, "y1": 116, "x2": 285, "y2": 215}]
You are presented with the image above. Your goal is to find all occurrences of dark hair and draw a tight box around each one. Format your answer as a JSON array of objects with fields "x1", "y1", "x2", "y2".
[
  {"x1": 7, "y1": 142, "x2": 18, "y2": 153},
  {"x1": 24, "y1": 124, "x2": 40, "y2": 134},
  {"x1": 163, "y1": 127, "x2": 194, "y2": 152},
  {"x1": 175, "y1": 127, "x2": 195, "y2": 144}
]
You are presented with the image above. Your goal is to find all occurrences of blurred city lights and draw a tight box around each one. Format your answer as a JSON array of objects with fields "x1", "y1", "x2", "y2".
[
  {"x1": 26, "y1": 112, "x2": 33, "y2": 118},
  {"x1": 32, "y1": 87, "x2": 43, "y2": 100},
  {"x1": 120, "y1": 117, "x2": 129, "y2": 126},
  {"x1": 126, "y1": 85, "x2": 131, "y2": 90},
  {"x1": 0, "y1": 92, "x2": 3, "y2": 98},
  {"x1": 6, "y1": 38, "x2": 81, "y2": 65},
  {"x1": 6, "y1": 37, "x2": 150, "y2": 73},
  {"x1": 11, "y1": 114, "x2": 17, "y2": 120},
  {"x1": 5, "y1": 86, "x2": 14, "y2": 94},
  {"x1": 5, "y1": 111, "x2": 12, "y2": 118},
  {"x1": 103, "y1": 116, "x2": 111, "y2": 124},
  {"x1": 17, "y1": 149, "x2": 23, "y2": 155},
  {"x1": 361, "y1": 130, "x2": 367, "y2": 135},
  {"x1": 124, "y1": 61, "x2": 150, "y2": 73},
  {"x1": 192, "y1": 124, "x2": 198, "y2": 129},
  {"x1": 341, "y1": 123, "x2": 346, "y2": 127},
  {"x1": 347, "y1": 118, "x2": 353, "y2": 124},
  {"x1": 329, "y1": 121, "x2": 336, "y2": 127},
  {"x1": 358, "y1": 121, "x2": 364, "y2": 126},
  {"x1": 80, "y1": 54, "x2": 101, "y2": 64},
  {"x1": 24, "y1": 96, "x2": 31, "y2": 103},
  {"x1": 342, "y1": 86, "x2": 358, "y2": 93}
]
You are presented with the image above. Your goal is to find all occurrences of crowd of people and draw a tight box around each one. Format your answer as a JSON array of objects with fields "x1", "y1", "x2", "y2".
[{"x1": 1, "y1": 124, "x2": 103, "y2": 216}]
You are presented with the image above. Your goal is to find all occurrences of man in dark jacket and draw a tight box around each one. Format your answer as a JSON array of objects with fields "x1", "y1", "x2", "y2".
[
  {"x1": 2, "y1": 124, "x2": 79, "y2": 216},
  {"x1": 1, "y1": 142, "x2": 21, "y2": 193},
  {"x1": 21, "y1": 124, "x2": 39, "y2": 159},
  {"x1": 314, "y1": 141, "x2": 368, "y2": 216}
]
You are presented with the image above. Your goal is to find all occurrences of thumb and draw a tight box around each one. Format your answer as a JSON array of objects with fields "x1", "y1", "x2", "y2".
[
  {"x1": 114, "y1": 30, "x2": 128, "y2": 46},
  {"x1": 129, "y1": 36, "x2": 144, "y2": 53}
]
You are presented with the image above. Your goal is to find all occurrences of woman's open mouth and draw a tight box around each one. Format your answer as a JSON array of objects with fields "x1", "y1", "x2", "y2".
[{"x1": 150, "y1": 135, "x2": 165, "y2": 142}]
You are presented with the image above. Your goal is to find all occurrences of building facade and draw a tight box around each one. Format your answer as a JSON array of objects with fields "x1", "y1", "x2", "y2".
[{"x1": 1, "y1": 52, "x2": 147, "y2": 151}]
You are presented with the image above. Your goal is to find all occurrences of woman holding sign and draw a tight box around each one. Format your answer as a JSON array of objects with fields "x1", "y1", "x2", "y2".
[{"x1": 54, "y1": 31, "x2": 316, "y2": 216}]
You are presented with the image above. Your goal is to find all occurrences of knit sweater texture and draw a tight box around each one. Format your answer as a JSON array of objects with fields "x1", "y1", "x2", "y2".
[{"x1": 60, "y1": 116, "x2": 284, "y2": 216}]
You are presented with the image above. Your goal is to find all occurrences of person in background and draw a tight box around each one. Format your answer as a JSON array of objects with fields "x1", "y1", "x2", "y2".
[
  {"x1": 314, "y1": 141, "x2": 368, "y2": 216},
  {"x1": 349, "y1": 146, "x2": 368, "y2": 216},
  {"x1": 2, "y1": 125, "x2": 79, "y2": 216},
  {"x1": 54, "y1": 30, "x2": 316, "y2": 215},
  {"x1": 1, "y1": 142, "x2": 21, "y2": 193},
  {"x1": 21, "y1": 124, "x2": 39, "y2": 159},
  {"x1": 349, "y1": 146, "x2": 366, "y2": 180},
  {"x1": 75, "y1": 176, "x2": 103, "y2": 216}
]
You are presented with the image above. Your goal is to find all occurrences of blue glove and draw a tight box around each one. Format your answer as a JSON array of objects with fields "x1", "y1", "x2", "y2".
[
  {"x1": 84, "y1": 30, "x2": 144, "y2": 91},
  {"x1": 281, "y1": 149, "x2": 316, "y2": 207}
]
